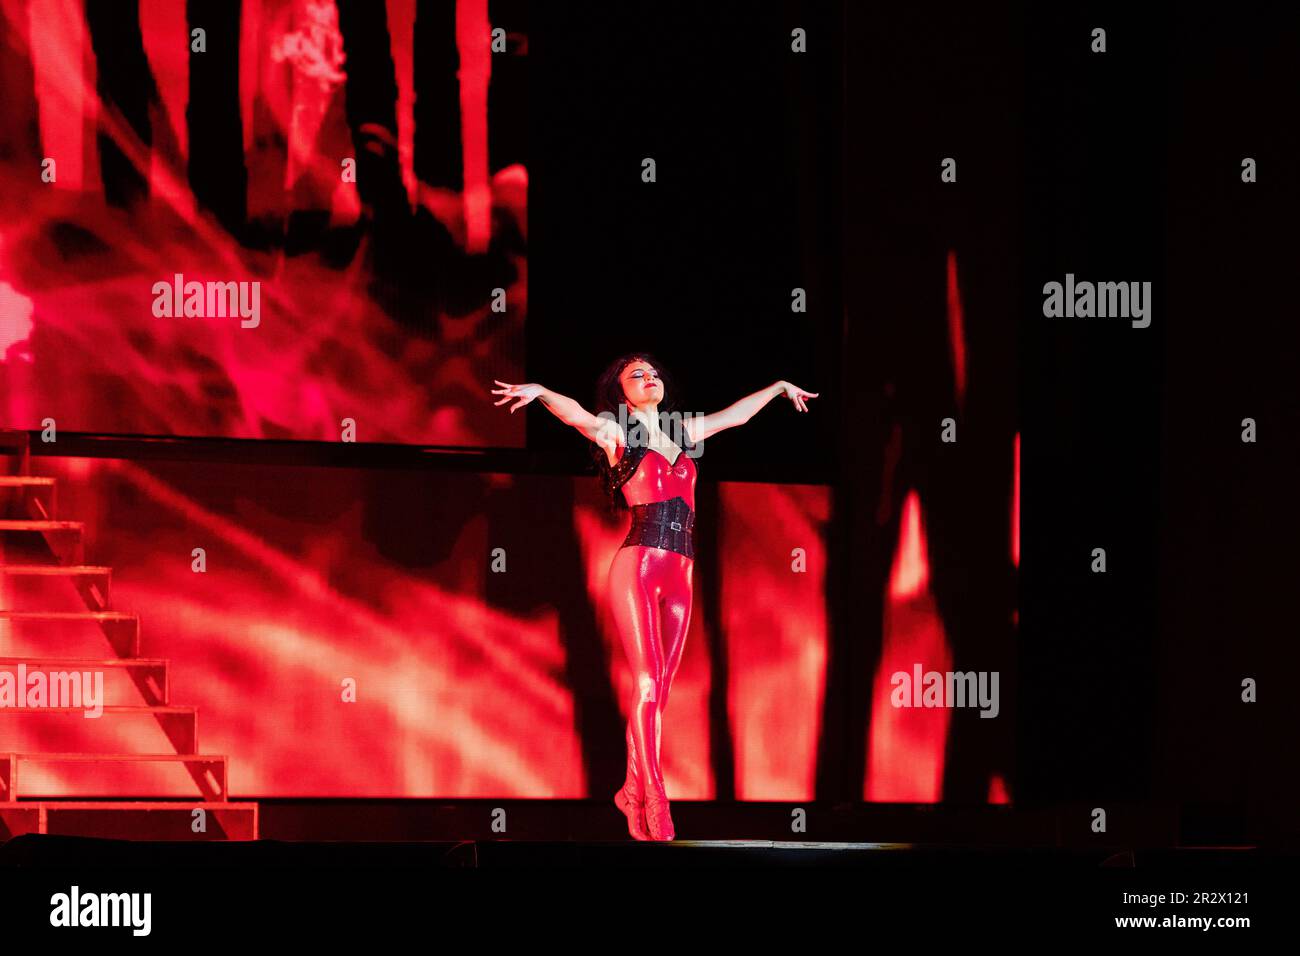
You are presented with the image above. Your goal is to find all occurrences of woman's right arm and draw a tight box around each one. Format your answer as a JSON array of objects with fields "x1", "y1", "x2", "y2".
[{"x1": 491, "y1": 381, "x2": 622, "y2": 460}]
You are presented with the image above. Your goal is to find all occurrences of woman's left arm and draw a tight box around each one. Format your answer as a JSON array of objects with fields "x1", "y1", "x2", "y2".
[{"x1": 685, "y1": 381, "x2": 819, "y2": 443}]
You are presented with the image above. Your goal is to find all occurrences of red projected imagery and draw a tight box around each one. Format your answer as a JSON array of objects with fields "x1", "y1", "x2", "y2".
[
  {"x1": 3, "y1": 450, "x2": 829, "y2": 799},
  {"x1": 0, "y1": 0, "x2": 526, "y2": 446}
]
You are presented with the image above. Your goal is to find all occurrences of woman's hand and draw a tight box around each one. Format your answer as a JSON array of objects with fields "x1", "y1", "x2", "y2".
[
  {"x1": 778, "y1": 381, "x2": 819, "y2": 413},
  {"x1": 491, "y1": 380, "x2": 545, "y2": 413}
]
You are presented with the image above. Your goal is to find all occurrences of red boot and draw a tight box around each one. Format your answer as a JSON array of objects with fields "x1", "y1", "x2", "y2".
[
  {"x1": 643, "y1": 787, "x2": 675, "y2": 842},
  {"x1": 614, "y1": 722, "x2": 650, "y2": 840}
]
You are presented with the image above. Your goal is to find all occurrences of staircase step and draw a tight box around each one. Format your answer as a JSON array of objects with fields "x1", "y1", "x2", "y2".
[
  {"x1": 0, "y1": 801, "x2": 258, "y2": 840},
  {"x1": 0, "y1": 611, "x2": 130, "y2": 620},
  {"x1": 0, "y1": 520, "x2": 81, "y2": 562},
  {"x1": 0, "y1": 656, "x2": 168, "y2": 705},
  {"x1": 0, "y1": 705, "x2": 197, "y2": 754},
  {"x1": 0, "y1": 565, "x2": 113, "y2": 611},
  {"x1": 0, "y1": 482, "x2": 53, "y2": 509},
  {"x1": 0, "y1": 477, "x2": 56, "y2": 521},
  {"x1": 0, "y1": 564, "x2": 111, "y2": 600},
  {"x1": 3, "y1": 753, "x2": 228, "y2": 800},
  {"x1": 0, "y1": 611, "x2": 139, "y2": 657}
]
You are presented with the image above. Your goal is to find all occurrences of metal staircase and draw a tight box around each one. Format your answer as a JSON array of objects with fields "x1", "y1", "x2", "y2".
[{"x1": 0, "y1": 430, "x2": 257, "y2": 840}]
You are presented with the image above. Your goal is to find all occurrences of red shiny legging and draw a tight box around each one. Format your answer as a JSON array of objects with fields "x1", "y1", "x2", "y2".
[{"x1": 607, "y1": 544, "x2": 694, "y2": 802}]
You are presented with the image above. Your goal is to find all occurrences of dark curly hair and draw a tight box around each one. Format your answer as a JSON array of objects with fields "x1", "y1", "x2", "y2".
[{"x1": 589, "y1": 352, "x2": 683, "y2": 512}]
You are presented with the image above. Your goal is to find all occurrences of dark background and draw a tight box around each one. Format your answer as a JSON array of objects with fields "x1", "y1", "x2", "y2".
[
  {"x1": 528, "y1": 0, "x2": 841, "y2": 485},
  {"x1": 527, "y1": 0, "x2": 1298, "y2": 836}
]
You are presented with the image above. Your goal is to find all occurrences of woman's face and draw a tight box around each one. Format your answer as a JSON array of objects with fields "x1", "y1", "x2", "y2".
[{"x1": 620, "y1": 360, "x2": 664, "y2": 409}]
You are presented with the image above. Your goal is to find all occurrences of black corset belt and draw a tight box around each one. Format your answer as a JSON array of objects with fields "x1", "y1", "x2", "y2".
[{"x1": 622, "y1": 496, "x2": 695, "y2": 560}]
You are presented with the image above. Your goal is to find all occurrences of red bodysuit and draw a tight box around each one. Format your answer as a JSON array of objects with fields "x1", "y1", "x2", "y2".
[
  {"x1": 607, "y1": 440, "x2": 697, "y2": 841},
  {"x1": 618, "y1": 444, "x2": 696, "y2": 511}
]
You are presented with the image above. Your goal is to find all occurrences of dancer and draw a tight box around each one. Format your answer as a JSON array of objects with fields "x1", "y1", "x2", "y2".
[{"x1": 491, "y1": 355, "x2": 817, "y2": 840}]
